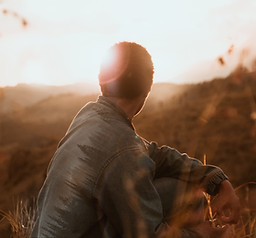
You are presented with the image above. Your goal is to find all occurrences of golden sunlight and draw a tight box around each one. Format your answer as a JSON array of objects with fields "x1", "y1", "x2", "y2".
[{"x1": 0, "y1": 0, "x2": 256, "y2": 86}]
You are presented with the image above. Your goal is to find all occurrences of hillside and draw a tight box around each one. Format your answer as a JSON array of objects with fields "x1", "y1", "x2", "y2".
[
  {"x1": 0, "y1": 69, "x2": 256, "y2": 236},
  {"x1": 135, "y1": 68, "x2": 256, "y2": 185}
]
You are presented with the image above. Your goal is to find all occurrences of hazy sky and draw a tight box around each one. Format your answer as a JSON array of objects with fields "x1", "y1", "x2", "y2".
[{"x1": 1, "y1": 0, "x2": 256, "y2": 86}]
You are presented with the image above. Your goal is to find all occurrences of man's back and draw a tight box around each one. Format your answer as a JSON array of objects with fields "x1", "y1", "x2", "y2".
[{"x1": 31, "y1": 96, "x2": 147, "y2": 238}]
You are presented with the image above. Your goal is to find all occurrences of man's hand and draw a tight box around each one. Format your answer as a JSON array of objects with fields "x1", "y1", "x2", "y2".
[
  {"x1": 189, "y1": 221, "x2": 231, "y2": 238},
  {"x1": 211, "y1": 180, "x2": 240, "y2": 224}
]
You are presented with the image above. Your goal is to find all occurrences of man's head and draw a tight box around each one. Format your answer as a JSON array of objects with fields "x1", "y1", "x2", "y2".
[{"x1": 99, "y1": 42, "x2": 154, "y2": 99}]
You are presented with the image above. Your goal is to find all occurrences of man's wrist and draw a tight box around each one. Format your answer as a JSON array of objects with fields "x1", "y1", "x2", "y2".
[
  {"x1": 213, "y1": 178, "x2": 229, "y2": 195},
  {"x1": 205, "y1": 170, "x2": 229, "y2": 196}
]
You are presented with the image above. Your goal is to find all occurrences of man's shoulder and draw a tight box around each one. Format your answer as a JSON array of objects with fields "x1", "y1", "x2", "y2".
[{"x1": 60, "y1": 103, "x2": 138, "y2": 148}]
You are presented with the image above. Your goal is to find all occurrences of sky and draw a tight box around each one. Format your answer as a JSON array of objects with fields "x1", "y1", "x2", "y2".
[{"x1": 1, "y1": 0, "x2": 256, "y2": 86}]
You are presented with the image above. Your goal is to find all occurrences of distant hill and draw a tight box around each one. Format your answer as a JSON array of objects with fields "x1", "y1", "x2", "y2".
[
  {"x1": 0, "y1": 68, "x2": 256, "y2": 236},
  {"x1": 0, "y1": 82, "x2": 99, "y2": 113},
  {"x1": 0, "y1": 83, "x2": 186, "y2": 148}
]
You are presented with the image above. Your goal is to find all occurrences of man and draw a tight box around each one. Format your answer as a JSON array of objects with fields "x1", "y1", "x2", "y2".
[{"x1": 31, "y1": 42, "x2": 240, "y2": 238}]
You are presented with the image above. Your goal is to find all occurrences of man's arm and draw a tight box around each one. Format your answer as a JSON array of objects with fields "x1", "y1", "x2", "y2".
[
  {"x1": 146, "y1": 141, "x2": 240, "y2": 226},
  {"x1": 146, "y1": 141, "x2": 228, "y2": 196}
]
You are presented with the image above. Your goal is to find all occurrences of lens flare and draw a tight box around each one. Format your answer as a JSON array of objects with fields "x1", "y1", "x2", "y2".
[{"x1": 98, "y1": 46, "x2": 129, "y2": 85}]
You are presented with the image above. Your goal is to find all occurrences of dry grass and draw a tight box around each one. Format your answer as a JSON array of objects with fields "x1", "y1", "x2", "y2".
[
  {"x1": 203, "y1": 154, "x2": 256, "y2": 238},
  {"x1": 1, "y1": 182, "x2": 256, "y2": 238},
  {"x1": 0, "y1": 199, "x2": 36, "y2": 238},
  {"x1": 230, "y1": 182, "x2": 256, "y2": 238},
  {"x1": 203, "y1": 184, "x2": 256, "y2": 238}
]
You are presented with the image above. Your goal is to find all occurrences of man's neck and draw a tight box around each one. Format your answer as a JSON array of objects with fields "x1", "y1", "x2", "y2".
[{"x1": 106, "y1": 96, "x2": 146, "y2": 120}]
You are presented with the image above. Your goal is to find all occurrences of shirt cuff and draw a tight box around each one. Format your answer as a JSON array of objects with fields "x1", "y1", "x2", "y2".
[{"x1": 204, "y1": 169, "x2": 229, "y2": 195}]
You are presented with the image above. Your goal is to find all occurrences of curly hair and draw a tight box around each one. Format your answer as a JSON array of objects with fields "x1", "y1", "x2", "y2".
[{"x1": 98, "y1": 42, "x2": 154, "y2": 99}]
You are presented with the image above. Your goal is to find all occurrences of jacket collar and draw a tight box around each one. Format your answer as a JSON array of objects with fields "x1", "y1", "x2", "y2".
[{"x1": 97, "y1": 96, "x2": 135, "y2": 130}]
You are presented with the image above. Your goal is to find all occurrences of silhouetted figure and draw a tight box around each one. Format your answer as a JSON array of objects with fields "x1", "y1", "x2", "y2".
[{"x1": 31, "y1": 42, "x2": 240, "y2": 238}]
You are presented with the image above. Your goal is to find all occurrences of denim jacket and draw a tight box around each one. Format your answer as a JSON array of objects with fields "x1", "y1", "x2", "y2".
[{"x1": 31, "y1": 96, "x2": 227, "y2": 238}]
